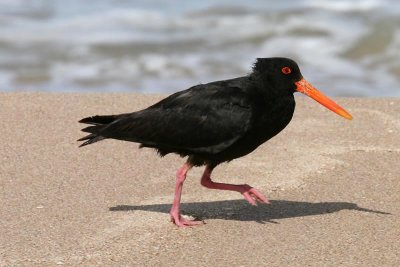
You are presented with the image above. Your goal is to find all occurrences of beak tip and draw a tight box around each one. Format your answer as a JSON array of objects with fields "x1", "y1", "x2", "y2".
[{"x1": 341, "y1": 111, "x2": 353, "y2": 120}]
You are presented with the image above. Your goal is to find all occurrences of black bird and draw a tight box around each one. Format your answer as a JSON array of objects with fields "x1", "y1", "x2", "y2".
[{"x1": 78, "y1": 57, "x2": 352, "y2": 227}]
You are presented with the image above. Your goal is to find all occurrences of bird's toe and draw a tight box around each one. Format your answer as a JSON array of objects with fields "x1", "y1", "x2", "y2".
[
  {"x1": 170, "y1": 214, "x2": 205, "y2": 227},
  {"x1": 241, "y1": 186, "x2": 270, "y2": 205}
]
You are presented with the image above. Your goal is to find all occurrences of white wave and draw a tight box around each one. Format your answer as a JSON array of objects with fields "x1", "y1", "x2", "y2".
[
  {"x1": 305, "y1": 0, "x2": 383, "y2": 12},
  {"x1": 0, "y1": 0, "x2": 399, "y2": 96}
]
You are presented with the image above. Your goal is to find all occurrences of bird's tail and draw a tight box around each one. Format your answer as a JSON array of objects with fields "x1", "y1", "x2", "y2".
[
  {"x1": 79, "y1": 115, "x2": 120, "y2": 125},
  {"x1": 77, "y1": 114, "x2": 121, "y2": 147}
]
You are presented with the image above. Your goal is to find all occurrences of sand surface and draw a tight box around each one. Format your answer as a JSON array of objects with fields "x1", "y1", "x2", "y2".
[{"x1": 0, "y1": 93, "x2": 399, "y2": 266}]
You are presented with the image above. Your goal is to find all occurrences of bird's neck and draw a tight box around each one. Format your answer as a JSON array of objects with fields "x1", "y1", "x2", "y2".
[{"x1": 248, "y1": 74, "x2": 291, "y2": 100}]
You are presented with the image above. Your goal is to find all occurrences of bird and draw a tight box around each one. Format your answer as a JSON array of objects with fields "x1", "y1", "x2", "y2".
[{"x1": 78, "y1": 57, "x2": 352, "y2": 227}]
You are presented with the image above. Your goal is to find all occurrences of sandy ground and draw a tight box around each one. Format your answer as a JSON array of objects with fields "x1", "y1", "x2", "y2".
[{"x1": 0, "y1": 93, "x2": 399, "y2": 266}]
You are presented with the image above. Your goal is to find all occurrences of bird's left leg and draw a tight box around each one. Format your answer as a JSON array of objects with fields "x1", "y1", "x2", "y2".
[
  {"x1": 200, "y1": 165, "x2": 270, "y2": 205},
  {"x1": 170, "y1": 162, "x2": 204, "y2": 227}
]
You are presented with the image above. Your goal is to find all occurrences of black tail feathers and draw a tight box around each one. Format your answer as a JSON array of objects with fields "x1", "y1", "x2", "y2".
[
  {"x1": 79, "y1": 115, "x2": 120, "y2": 125},
  {"x1": 78, "y1": 135, "x2": 105, "y2": 147},
  {"x1": 78, "y1": 114, "x2": 119, "y2": 147}
]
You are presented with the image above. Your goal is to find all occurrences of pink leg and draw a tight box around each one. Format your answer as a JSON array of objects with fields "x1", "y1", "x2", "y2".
[
  {"x1": 200, "y1": 165, "x2": 270, "y2": 205},
  {"x1": 170, "y1": 163, "x2": 204, "y2": 227}
]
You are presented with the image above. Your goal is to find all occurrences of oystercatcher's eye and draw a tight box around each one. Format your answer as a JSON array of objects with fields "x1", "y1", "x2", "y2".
[{"x1": 281, "y1": 67, "x2": 292, "y2": 75}]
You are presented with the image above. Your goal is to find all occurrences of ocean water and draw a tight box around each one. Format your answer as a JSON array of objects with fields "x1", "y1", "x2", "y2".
[{"x1": 0, "y1": 0, "x2": 399, "y2": 96}]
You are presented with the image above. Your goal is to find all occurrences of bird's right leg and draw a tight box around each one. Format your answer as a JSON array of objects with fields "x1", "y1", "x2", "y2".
[
  {"x1": 170, "y1": 162, "x2": 204, "y2": 227},
  {"x1": 200, "y1": 165, "x2": 270, "y2": 205}
]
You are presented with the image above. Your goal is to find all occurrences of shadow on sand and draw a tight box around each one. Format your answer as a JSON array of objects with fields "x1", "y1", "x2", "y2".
[{"x1": 109, "y1": 199, "x2": 390, "y2": 224}]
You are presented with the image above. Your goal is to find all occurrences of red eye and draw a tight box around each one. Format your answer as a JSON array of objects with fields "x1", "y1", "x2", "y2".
[{"x1": 282, "y1": 67, "x2": 292, "y2": 75}]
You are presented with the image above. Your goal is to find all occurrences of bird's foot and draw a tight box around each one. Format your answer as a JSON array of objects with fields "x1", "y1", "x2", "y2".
[
  {"x1": 170, "y1": 213, "x2": 204, "y2": 227},
  {"x1": 240, "y1": 184, "x2": 270, "y2": 205}
]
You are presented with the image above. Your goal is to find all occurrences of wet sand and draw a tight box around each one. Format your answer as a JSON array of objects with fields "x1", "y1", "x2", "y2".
[{"x1": 0, "y1": 93, "x2": 399, "y2": 266}]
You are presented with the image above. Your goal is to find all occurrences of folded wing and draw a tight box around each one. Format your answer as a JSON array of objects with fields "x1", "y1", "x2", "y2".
[{"x1": 79, "y1": 80, "x2": 253, "y2": 154}]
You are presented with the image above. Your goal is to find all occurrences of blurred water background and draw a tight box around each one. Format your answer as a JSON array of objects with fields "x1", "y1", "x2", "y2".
[{"x1": 0, "y1": 0, "x2": 399, "y2": 96}]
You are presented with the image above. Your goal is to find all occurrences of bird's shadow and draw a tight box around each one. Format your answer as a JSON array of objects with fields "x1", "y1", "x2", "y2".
[{"x1": 109, "y1": 199, "x2": 390, "y2": 224}]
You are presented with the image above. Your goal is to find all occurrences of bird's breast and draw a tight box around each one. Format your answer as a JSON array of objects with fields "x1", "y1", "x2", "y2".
[{"x1": 251, "y1": 95, "x2": 295, "y2": 144}]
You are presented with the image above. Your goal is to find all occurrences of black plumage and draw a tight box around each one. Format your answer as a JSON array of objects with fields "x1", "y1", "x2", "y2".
[
  {"x1": 79, "y1": 58, "x2": 299, "y2": 166},
  {"x1": 78, "y1": 57, "x2": 351, "y2": 226}
]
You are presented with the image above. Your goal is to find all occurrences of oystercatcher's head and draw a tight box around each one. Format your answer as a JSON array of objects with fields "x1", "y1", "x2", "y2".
[{"x1": 253, "y1": 57, "x2": 352, "y2": 120}]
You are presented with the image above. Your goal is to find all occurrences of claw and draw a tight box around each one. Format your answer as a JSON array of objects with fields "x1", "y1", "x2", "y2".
[
  {"x1": 170, "y1": 214, "x2": 204, "y2": 227},
  {"x1": 243, "y1": 192, "x2": 257, "y2": 205},
  {"x1": 241, "y1": 185, "x2": 270, "y2": 205}
]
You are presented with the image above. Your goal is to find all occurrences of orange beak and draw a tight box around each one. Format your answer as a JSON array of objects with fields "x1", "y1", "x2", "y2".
[{"x1": 295, "y1": 78, "x2": 353, "y2": 120}]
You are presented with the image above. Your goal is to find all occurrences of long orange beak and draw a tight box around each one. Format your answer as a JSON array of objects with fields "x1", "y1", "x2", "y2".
[{"x1": 295, "y1": 78, "x2": 352, "y2": 120}]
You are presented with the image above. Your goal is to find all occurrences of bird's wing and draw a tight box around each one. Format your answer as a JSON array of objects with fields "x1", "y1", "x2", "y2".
[{"x1": 97, "y1": 80, "x2": 253, "y2": 154}]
